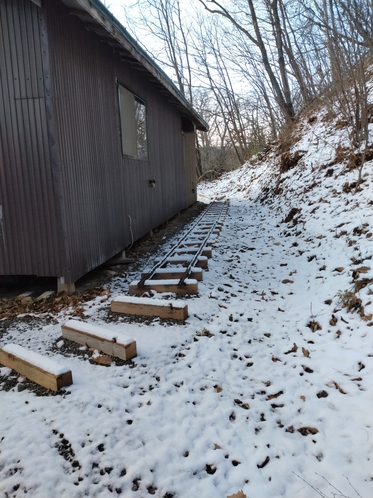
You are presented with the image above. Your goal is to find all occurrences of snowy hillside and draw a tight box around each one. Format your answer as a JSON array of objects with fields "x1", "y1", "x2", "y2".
[{"x1": 0, "y1": 107, "x2": 372, "y2": 498}]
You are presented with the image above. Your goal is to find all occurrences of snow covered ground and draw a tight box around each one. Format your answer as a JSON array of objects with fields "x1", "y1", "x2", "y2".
[{"x1": 1, "y1": 111, "x2": 372, "y2": 498}]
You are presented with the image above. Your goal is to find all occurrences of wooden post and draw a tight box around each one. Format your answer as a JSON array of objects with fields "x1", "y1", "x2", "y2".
[{"x1": 57, "y1": 277, "x2": 75, "y2": 295}]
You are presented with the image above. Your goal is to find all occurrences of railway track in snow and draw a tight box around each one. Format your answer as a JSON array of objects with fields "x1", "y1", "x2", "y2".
[
  {"x1": 129, "y1": 200, "x2": 229, "y2": 295},
  {"x1": 111, "y1": 200, "x2": 229, "y2": 320}
]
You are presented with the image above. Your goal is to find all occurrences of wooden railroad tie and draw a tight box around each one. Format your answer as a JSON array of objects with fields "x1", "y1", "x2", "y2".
[
  {"x1": 155, "y1": 255, "x2": 208, "y2": 269},
  {"x1": 111, "y1": 296, "x2": 188, "y2": 321},
  {"x1": 0, "y1": 344, "x2": 73, "y2": 392},
  {"x1": 140, "y1": 267, "x2": 203, "y2": 281},
  {"x1": 129, "y1": 278, "x2": 198, "y2": 296},
  {"x1": 61, "y1": 320, "x2": 137, "y2": 361},
  {"x1": 174, "y1": 247, "x2": 213, "y2": 258},
  {"x1": 192, "y1": 229, "x2": 220, "y2": 235}
]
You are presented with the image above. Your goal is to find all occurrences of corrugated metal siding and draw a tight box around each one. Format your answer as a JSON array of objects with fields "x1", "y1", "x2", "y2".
[
  {"x1": 45, "y1": 0, "x2": 188, "y2": 282},
  {"x1": 0, "y1": 0, "x2": 64, "y2": 277},
  {"x1": 183, "y1": 132, "x2": 198, "y2": 208},
  {"x1": 0, "y1": 0, "x2": 191, "y2": 283}
]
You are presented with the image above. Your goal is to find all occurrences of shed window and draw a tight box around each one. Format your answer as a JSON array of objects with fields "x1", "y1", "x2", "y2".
[{"x1": 118, "y1": 84, "x2": 148, "y2": 159}]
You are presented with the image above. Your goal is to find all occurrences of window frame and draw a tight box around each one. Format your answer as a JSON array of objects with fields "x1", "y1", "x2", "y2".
[{"x1": 118, "y1": 83, "x2": 148, "y2": 160}]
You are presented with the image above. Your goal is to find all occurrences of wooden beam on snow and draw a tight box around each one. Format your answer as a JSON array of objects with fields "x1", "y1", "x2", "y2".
[
  {"x1": 0, "y1": 344, "x2": 73, "y2": 392},
  {"x1": 111, "y1": 296, "x2": 188, "y2": 321},
  {"x1": 61, "y1": 320, "x2": 137, "y2": 361}
]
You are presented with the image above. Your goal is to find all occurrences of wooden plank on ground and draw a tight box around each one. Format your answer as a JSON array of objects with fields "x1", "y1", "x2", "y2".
[
  {"x1": 61, "y1": 320, "x2": 137, "y2": 361},
  {"x1": 111, "y1": 296, "x2": 188, "y2": 320},
  {"x1": 129, "y1": 278, "x2": 198, "y2": 295},
  {"x1": 141, "y1": 267, "x2": 203, "y2": 281},
  {"x1": 0, "y1": 344, "x2": 73, "y2": 392}
]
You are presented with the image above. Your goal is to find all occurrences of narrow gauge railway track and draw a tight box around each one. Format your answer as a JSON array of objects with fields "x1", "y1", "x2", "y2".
[{"x1": 127, "y1": 200, "x2": 229, "y2": 296}]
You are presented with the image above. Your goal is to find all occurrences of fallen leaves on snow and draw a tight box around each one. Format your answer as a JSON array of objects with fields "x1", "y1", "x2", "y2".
[
  {"x1": 307, "y1": 320, "x2": 322, "y2": 332},
  {"x1": 267, "y1": 390, "x2": 283, "y2": 400},
  {"x1": 227, "y1": 491, "x2": 247, "y2": 498},
  {"x1": 302, "y1": 347, "x2": 310, "y2": 358},
  {"x1": 284, "y1": 343, "x2": 298, "y2": 354},
  {"x1": 257, "y1": 455, "x2": 270, "y2": 468}
]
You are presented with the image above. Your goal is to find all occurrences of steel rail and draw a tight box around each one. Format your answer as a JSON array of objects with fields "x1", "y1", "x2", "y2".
[
  {"x1": 136, "y1": 201, "x2": 227, "y2": 288},
  {"x1": 177, "y1": 200, "x2": 228, "y2": 287}
]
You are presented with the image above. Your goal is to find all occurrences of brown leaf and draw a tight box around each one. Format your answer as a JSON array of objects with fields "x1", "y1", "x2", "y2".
[
  {"x1": 329, "y1": 314, "x2": 338, "y2": 326},
  {"x1": 267, "y1": 390, "x2": 283, "y2": 400},
  {"x1": 285, "y1": 343, "x2": 298, "y2": 354},
  {"x1": 227, "y1": 491, "x2": 247, "y2": 498},
  {"x1": 234, "y1": 399, "x2": 250, "y2": 410},
  {"x1": 257, "y1": 456, "x2": 270, "y2": 468},
  {"x1": 91, "y1": 355, "x2": 112, "y2": 366},
  {"x1": 214, "y1": 443, "x2": 222, "y2": 450},
  {"x1": 355, "y1": 266, "x2": 370, "y2": 274},
  {"x1": 302, "y1": 347, "x2": 310, "y2": 358},
  {"x1": 362, "y1": 314, "x2": 373, "y2": 322},
  {"x1": 297, "y1": 426, "x2": 318, "y2": 436},
  {"x1": 282, "y1": 279, "x2": 294, "y2": 284},
  {"x1": 271, "y1": 403, "x2": 284, "y2": 408},
  {"x1": 205, "y1": 464, "x2": 216, "y2": 475},
  {"x1": 300, "y1": 395, "x2": 306, "y2": 401},
  {"x1": 358, "y1": 265, "x2": 372, "y2": 287},
  {"x1": 333, "y1": 381, "x2": 347, "y2": 394},
  {"x1": 334, "y1": 267, "x2": 345, "y2": 272},
  {"x1": 215, "y1": 385, "x2": 223, "y2": 393},
  {"x1": 302, "y1": 365, "x2": 313, "y2": 373},
  {"x1": 272, "y1": 356, "x2": 282, "y2": 362},
  {"x1": 307, "y1": 320, "x2": 322, "y2": 332}
]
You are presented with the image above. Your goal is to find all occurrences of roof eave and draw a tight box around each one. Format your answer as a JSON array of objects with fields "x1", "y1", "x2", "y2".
[{"x1": 61, "y1": 0, "x2": 208, "y2": 131}]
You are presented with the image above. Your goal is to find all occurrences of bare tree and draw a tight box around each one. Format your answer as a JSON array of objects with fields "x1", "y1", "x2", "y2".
[
  {"x1": 197, "y1": 0, "x2": 303, "y2": 121},
  {"x1": 300, "y1": 0, "x2": 372, "y2": 187},
  {"x1": 122, "y1": 0, "x2": 194, "y2": 100}
]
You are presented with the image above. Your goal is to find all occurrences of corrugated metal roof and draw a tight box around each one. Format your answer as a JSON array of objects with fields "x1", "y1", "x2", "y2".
[{"x1": 61, "y1": 0, "x2": 208, "y2": 131}]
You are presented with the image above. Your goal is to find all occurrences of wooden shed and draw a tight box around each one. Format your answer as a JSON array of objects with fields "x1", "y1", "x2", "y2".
[{"x1": 0, "y1": 0, "x2": 207, "y2": 292}]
